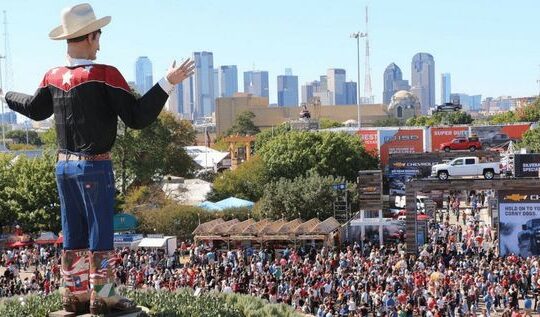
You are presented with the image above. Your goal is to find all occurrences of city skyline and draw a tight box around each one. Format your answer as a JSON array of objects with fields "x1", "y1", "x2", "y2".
[{"x1": 0, "y1": 0, "x2": 538, "y2": 112}]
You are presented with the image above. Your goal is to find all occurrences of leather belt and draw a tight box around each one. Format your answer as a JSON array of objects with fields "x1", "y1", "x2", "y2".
[{"x1": 57, "y1": 152, "x2": 112, "y2": 161}]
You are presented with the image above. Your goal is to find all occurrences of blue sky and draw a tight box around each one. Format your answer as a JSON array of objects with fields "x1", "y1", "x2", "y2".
[{"x1": 1, "y1": 0, "x2": 539, "y2": 106}]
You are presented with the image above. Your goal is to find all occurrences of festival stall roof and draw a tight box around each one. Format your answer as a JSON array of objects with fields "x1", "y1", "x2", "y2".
[
  {"x1": 228, "y1": 219, "x2": 256, "y2": 235},
  {"x1": 277, "y1": 219, "x2": 303, "y2": 235},
  {"x1": 192, "y1": 218, "x2": 225, "y2": 235},
  {"x1": 194, "y1": 217, "x2": 341, "y2": 243},
  {"x1": 215, "y1": 197, "x2": 255, "y2": 209},
  {"x1": 213, "y1": 219, "x2": 240, "y2": 235},
  {"x1": 35, "y1": 232, "x2": 58, "y2": 245},
  {"x1": 113, "y1": 213, "x2": 138, "y2": 232},
  {"x1": 293, "y1": 218, "x2": 321, "y2": 234},
  {"x1": 198, "y1": 201, "x2": 223, "y2": 211},
  {"x1": 243, "y1": 219, "x2": 270, "y2": 236},
  {"x1": 311, "y1": 217, "x2": 341, "y2": 235},
  {"x1": 260, "y1": 219, "x2": 286, "y2": 235}
]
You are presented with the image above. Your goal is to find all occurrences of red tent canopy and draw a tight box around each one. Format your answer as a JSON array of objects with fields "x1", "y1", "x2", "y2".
[
  {"x1": 8, "y1": 241, "x2": 32, "y2": 248},
  {"x1": 36, "y1": 239, "x2": 57, "y2": 245},
  {"x1": 416, "y1": 214, "x2": 430, "y2": 221}
]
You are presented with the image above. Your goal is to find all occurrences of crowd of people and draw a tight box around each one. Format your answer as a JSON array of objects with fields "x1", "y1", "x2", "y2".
[{"x1": 0, "y1": 196, "x2": 539, "y2": 317}]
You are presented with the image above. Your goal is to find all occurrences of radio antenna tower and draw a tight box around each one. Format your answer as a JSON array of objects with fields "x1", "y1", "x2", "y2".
[
  {"x1": 363, "y1": 6, "x2": 373, "y2": 104},
  {"x1": 3, "y1": 11, "x2": 11, "y2": 90}
]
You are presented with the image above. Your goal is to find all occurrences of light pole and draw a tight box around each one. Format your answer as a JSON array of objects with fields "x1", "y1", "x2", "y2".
[{"x1": 351, "y1": 32, "x2": 367, "y2": 129}]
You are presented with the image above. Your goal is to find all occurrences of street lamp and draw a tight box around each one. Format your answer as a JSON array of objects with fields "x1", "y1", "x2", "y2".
[{"x1": 350, "y1": 32, "x2": 367, "y2": 129}]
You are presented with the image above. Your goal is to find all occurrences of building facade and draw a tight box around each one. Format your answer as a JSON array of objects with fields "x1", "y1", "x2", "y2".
[
  {"x1": 277, "y1": 74, "x2": 299, "y2": 107},
  {"x1": 441, "y1": 73, "x2": 451, "y2": 104},
  {"x1": 193, "y1": 51, "x2": 216, "y2": 118},
  {"x1": 345, "y1": 81, "x2": 358, "y2": 105},
  {"x1": 383, "y1": 63, "x2": 410, "y2": 105},
  {"x1": 220, "y1": 65, "x2": 238, "y2": 97},
  {"x1": 135, "y1": 56, "x2": 153, "y2": 95},
  {"x1": 451, "y1": 93, "x2": 482, "y2": 111},
  {"x1": 411, "y1": 53, "x2": 435, "y2": 114},
  {"x1": 327, "y1": 69, "x2": 346, "y2": 105},
  {"x1": 243, "y1": 71, "x2": 269, "y2": 98}
]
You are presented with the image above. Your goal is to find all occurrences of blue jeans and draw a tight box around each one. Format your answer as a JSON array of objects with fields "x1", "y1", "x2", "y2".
[{"x1": 55, "y1": 159, "x2": 115, "y2": 251}]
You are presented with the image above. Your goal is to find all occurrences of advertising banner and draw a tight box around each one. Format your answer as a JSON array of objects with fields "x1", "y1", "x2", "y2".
[
  {"x1": 430, "y1": 127, "x2": 468, "y2": 152},
  {"x1": 379, "y1": 129, "x2": 424, "y2": 165},
  {"x1": 499, "y1": 190, "x2": 540, "y2": 257},
  {"x1": 471, "y1": 124, "x2": 531, "y2": 148},
  {"x1": 358, "y1": 129, "x2": 378, "y2": 154},
  {"x1": 514, "y1": 154, "x2": 540, "y2": 178},
  {"x1": 387, "y1": 154, "x2": 441, "y2": 196}
]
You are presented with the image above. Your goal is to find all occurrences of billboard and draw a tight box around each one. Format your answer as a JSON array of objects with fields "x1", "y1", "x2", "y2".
[
  {"x1": 499, "y1": 190, "x2": 540, "y2": 257},
  {"x1": 513, "y1": 154, "x2": 540, "y2": 178},
  {"x1": 430, "y1": 127, "x2": 468, "y2": 152},
  {"x1": 387, "y1": 154, "x2": 441, "y2": 196},
  {"x1": 358, "y1": 129, "x2": 378, "y2": 154},
  {"x1": 379, "y1": 129, "x2": 424, "y2": 165},
  {"x1": 471, "y1": 124, "x2": 532, "y2": 148}
]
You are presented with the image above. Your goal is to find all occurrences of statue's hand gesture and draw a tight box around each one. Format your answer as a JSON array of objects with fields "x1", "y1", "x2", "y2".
[{"x1": 166, "y1": 58, "x2": 195, "y2": 85}]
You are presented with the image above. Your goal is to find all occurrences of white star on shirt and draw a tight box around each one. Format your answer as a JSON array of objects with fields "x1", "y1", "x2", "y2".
[
  {"x1": 82, "y1": 65, "x2": 93, "y2": 73},
  {"x1": 62, "y1": 70, "x2": 73, "y2": 86}
]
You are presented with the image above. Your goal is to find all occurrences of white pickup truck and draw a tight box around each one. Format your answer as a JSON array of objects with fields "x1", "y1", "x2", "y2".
[{"x1": 431, "y1": 157, "x2": 500, "y2": 180}]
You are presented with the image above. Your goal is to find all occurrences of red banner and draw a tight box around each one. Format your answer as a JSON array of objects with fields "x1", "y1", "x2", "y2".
[
  {"x1": 358, "y1": 129, "x2": 378, "y2": 154},
  {"x1": 430, "y1": 127, "x2": 468, "y2": 151},
  {"x1": 500, "y1": 123, "x2": 532, "y2": 140}
]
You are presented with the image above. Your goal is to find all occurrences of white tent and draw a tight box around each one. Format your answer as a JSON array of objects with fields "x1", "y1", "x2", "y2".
[{"x1": 137, "y1": 236, "x2": 177, "y2": 255}]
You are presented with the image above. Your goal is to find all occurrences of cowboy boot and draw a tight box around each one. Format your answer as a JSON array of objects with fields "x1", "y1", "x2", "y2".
[
  {"x1": 89, "y1": 250, "x2": 136, "y2": 315},
  {"x1": 61, "y1": 249, "x2": 90, "y2": 313}
]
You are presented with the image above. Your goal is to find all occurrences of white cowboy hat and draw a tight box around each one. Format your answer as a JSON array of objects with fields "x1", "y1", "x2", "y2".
[{"x1": 49, "y1": 3, "x2": 111, "y2": 40}]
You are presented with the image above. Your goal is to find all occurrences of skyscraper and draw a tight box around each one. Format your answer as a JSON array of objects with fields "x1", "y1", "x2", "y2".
[
  {"x1": 135, "y1": 56, "x2": 153, "y2": 94},
  {"x1": 383, "y1": 63, "x2": 410, "y2": 105},
  {"x1": 277, "y1": 71, "x2": 299, "y2": 107},
  {"x1": 327, "y1": 69, "x2": 346, "y2": 105},
  {"x1": 213, "y1": 69, "x2": 219, "y2": 102},
  {"x1": 411, "y1": 53, "x2": 435, "y2": 114},
  {"x1": 441, "y1": 73, "x2": 451, "y2": 103},
  {"x1": 243, "y1": 71, "x2": 269, "y2": 98},
  {"x1": 220, "y1": 65, "x2": 238, "y2": 97},
  {"x1": 193, "y1": 51, "x2": 215, "y2": 118},
  {"x1": 345, "y1": 81, "x2": 358, "y2": 105}
]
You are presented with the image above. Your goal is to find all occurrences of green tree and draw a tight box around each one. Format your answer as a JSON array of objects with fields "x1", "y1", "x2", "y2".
[
  {"x1": 516, "y1": 98, "x2": 540, "y2": 122},
  {"x1": 135, "y1": 204, "x2": 250, "y2": 241},
  {"x1": 6, "y1": 130, "x2": 42, "y2": 145},
  {"x1": 406, "y1": 111, "x2": 473, "y2": 126},
  {"x1": 319, "y1": 118, "x2": 344, "y2": 129},
  {"x1": 0, "y1": 155, "x2": 60, "y2": 232},
  {"x1": 206, "y1": 156, "x2": 267, "y2": 202},
  {"x1": 112, "y1": 111, "x2": 197, "y2": 192},
  {"x1": 520, "y1": 127, "x2": 540, "y2": 152},
  {"x1": 0, "y1": 154, "x2": 16, "y2": 229},
  {"x1": 489, "y1": 111, "x2": 518, "y2": 124},
  {"x1": 225, "y1": 111, "x2": 260, "y2": 136},
  {"x1": 254, "y1": 122, "x2": 292, "y2": 151},
  {"x1": 257, "y1": 131, "x2": 378, "y2": 182},
  {"x1": 39, "y1": 127, "x2": 57, "y2": 150},
  {"x1": 373, "y1": 117, "x2": 402, "y2": 127},
  {"x1": 254, "y1": 172, "x2": 357, "y2": 220}
]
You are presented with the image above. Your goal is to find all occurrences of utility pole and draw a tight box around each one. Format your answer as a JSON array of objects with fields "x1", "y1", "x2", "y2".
[
  {"x1": 351, "y1": 31, "x2": 367, "y2": 128},
  {"x1": 0, "y1": 54, "x2": 5, "y2": 151}
]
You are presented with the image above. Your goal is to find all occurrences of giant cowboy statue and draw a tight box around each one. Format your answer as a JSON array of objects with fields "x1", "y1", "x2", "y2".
[{"x1": 0, "y1": 3, "x2": 195, "y2": 315}]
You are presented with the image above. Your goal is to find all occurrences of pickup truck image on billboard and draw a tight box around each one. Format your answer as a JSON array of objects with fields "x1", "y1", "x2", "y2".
[
  {"x1": 439, "y1": 136, "x2": 482, "y2": 152},
  {"x1": 471, "y1": 124, "x2": 532, "y2": 149}
]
